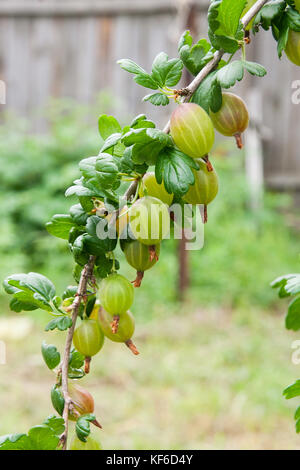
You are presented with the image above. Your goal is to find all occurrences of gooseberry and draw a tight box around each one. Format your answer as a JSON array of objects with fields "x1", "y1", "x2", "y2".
[
  {"x1": 70, "y1": 433, "x2": 102, "y2": 450},
  {"x1": 73, "y1": 319, "x2": 104, "y2": 358},
  {"x1": 123, "y1": 240, "x2": 160, "y2": 287},
  {"x1": 183, "y1": 159, "x2": 219, "y2": 223},
  {"x1": 209, "y1": 92, "x2": 249, "y2": 149},
  {"x1": 170, "y1": 103, "x2": 215, "y2": 158},
  {"x1": 98, "y1": 273, "x2": 134, "y2": 316},
  {"x1": 51, "y1": 383, "x2": 96, "y2": 422},
  {"x1": 99, "y1": 308, "x2": 139, "y2": 355},
  {"x1": 285, "y1": 29, "x2": 300, "y2": 67},
  {"x1": 129, "y1": 196, "x2": 170, "y2": 246},
  {"x1": 139, "y1": 172, "x2": 173, "y2": 206}
]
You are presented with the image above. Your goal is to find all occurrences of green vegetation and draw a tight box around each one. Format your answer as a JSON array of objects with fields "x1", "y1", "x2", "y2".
[{"x1": 0, "y1": 103, "x2": 298, "y2": 318}]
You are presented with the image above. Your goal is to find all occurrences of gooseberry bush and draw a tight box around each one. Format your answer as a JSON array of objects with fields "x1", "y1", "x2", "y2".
[{"x1": 1, "y1": 0, "x2": 299, "y2": 450}]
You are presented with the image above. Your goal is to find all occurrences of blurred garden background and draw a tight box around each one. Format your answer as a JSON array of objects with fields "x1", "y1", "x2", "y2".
[{"x1": 0, "y1": 0, "x2": 299, "y2": 450}]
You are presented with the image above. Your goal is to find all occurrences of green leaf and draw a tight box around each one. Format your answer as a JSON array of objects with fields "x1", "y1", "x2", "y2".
[
  {"x1": 192, "y1": 71, "x2": 222, "y2": 113},
  {"x1": 98, "y1": 114, "x2": 121, "y2": 140},
  {"x1": 76, "y1": 414, "x2": 96, "y2": 443},
  {"x1": 100, "y1": 133, "x2": 123, "y2": 154},
  {"x1": 62, "y1": 285, "x2": 78, "y2": 300},
  {"x1": 122, "y1": 128, "x2": 172, "y2": 165},
  {"x1": 130, "y1": 114, "x2": 155, "y2": 129},
  {"x1": 253, "y1": 1, "x2": 286, "y2": 31},
  {"x1": 45, "y1": 316, "x2": 73, "y2": 332},
  {"x1": 283, "y1": 380, "x2": 300, "y2": 399},
  {"x1": 95, "y1": 153, "x2": 119, "y2": 188},
  {"x1": 94, "y1": 253, "x2": 116, "y2": 279},
  {"x1": 78, "y1": 156, "x2": 97, "y2": 179},
  {"x1": 134, "y1": 73, "x2": 159, "y2": 90},
  {"x1": 155, "y1": 147, "x2": 199, "y2": 197},
  {"x1": 3, "y1": 272, "x2": 56, "y2": 313},
  {"x1": 43, "y1": 415, "x2": 65, "y2": 437},
  {"x1": 70, "y1": 204, "x2": 89, "y2": 226},
  {"x1": 117, "y1": 58, "x2": 147, "y2": 75},
  {"x1": 69, "y1": 349, "x2": 85, "y2": 369},
  {"x1": 208, "y1": 0, "x2": 246, "y2": 53},
  {"x1": 271, "y1": 273, "x2": 300, "y2": 297},
  {"x1": 178, "y1": 32, "x2": 214, "y2": 76},
  {"x1": 286, "y1": 6, "x2": 300, "y2": 31},
  {"x1": 51, "y1": 385, "x2": 65, "y2": 416},
  {"x1": 151, "y1": 52, "x2": 183, "y2": 87},
  {"x1": 85, "y1": 216, "x2": 118, "y2": 253},
  {"x1": 216, "y1": 60, "x2": 245, "y2": 88},
  {"x1": 117, "y1": 58, "x2": 160, "y2": 90},
  {"x1": 242, "y1": 60, "x2": 267, "y2": 77},
  {"x1": 46, "y1": 215, "x2": 75, "y2": 240},
  {"x1": 143, "y1": 93, "x2": 170, "y2": 106},
  {"x1": 0, "y1": 416, "x2": 64, "y2": 450},
  {"x1": 286, "y1": 297, "x2": 300, "y2": 331},
  {"x1": 41, "y1": 341, "x2": 60, "y2": 370}
]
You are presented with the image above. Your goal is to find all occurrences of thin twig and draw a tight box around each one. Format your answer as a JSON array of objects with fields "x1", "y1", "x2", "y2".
[
  {"x1": 59, "y1": 0, "x2": 269, "y2": 450},
  {"x1": 60, "y1": 255, "x2": 96, "y2": 449}
]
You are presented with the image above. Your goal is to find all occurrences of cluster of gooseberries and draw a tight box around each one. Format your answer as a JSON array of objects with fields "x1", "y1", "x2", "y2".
[{"x1": 54, "y1": 91, "x2": 251, "y2": 449}]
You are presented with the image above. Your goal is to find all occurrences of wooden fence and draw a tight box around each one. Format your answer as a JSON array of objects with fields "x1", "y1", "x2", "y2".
[{"x1": 0, "y1": 0, "x2": 299, "y2": 189}]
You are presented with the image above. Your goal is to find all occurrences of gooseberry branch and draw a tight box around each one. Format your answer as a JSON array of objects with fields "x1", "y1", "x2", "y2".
[{"x1": 59, "y1": 0, "x2": 270, "y2": 449}]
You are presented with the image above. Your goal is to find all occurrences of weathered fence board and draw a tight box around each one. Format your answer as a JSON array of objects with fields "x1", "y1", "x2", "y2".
[{"x1": 0, "y1": 0, "x2": 298, "y2": 188}]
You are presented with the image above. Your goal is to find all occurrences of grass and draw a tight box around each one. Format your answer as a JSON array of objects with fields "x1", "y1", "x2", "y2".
[{"x1": 0, "y1": 304, "x2": 299, "y2": 450}]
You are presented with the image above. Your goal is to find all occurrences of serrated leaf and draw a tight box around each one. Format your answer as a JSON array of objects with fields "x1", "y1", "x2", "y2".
[
  {"x1": 3, "y1": 272, "x2": 56, "y2": 313},
  {"x1": 192, "y1": 71, "x2": 222, "y2": 113},
  {"x1": 98, "y1": 114, "x2": 121, "y2": 140},
  {"x1": 253, "y1": 1, "x2": 286, "y2": 31},
  {"x1": 179, "y1": 33, "x2": 214, "y2": 76},
  {"x1": 46, "y1": 215, "x2": 75, "y2": 240},
  {"x1": 143, "y1": 93, "x2": 169, "y2": 106},
  {"x1": 41, "y1": 342, "x2": 60, "y2": 370},
  {"x1": 0, "y1": 417, "x2": 63, "y2": 450},
  {"x1": 122, "y1": 128, "x2": 172, "y2": 165},
  {"x1": 151, "y1": 52, "x2": 183, "y2": 87},
  {"x1": 286, "y1": 297, "x2": 300, "y2": 331},
  {"x1": 208, "y1": 0, "x2": 246, "y2": 53},
  {"x1": 70, "y1": 204, "x2": 89, "y2": 226},
  {"x1": 155, "y1": 147, "x2": 199, "y2": 197},
  {"x1": 78, "y1": 156, "x2": 97, "y2": 179},
  {"x1": 130, "y1": 114, "x2": 155, "y2": 129},
  {"x1": 95, "y1": 153, "x2": 119, "y2": 188},
  {"x1": 43, "y1": 415, "x2": 65, "y2": 437},
  {"x1": 216, "y1": 60, "x2": 244, "y2": 88},
  {"x1": 85, "y1": 217, "x2": 117, "y2": 253},
  {"x1": 134, "y1": 73, "x2": 159, "y2": 90},
  {"x1": 100, "y1": 133, "x2": 123, "y2": 153},
  {"x1": 242, "y1": 60, "x2": 267, "y2": 77},
  {"x1": 45, "y1": 316, "x2": 73, "y2": 332}
]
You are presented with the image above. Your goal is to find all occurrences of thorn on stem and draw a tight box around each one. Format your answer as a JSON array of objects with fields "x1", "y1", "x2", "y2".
[
  {"x1": 111, "y1": 315, "x2": 120, "y2": 334},
  {"x1": 125, "y1": 339, "x2": 140, "y2": 356}
]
